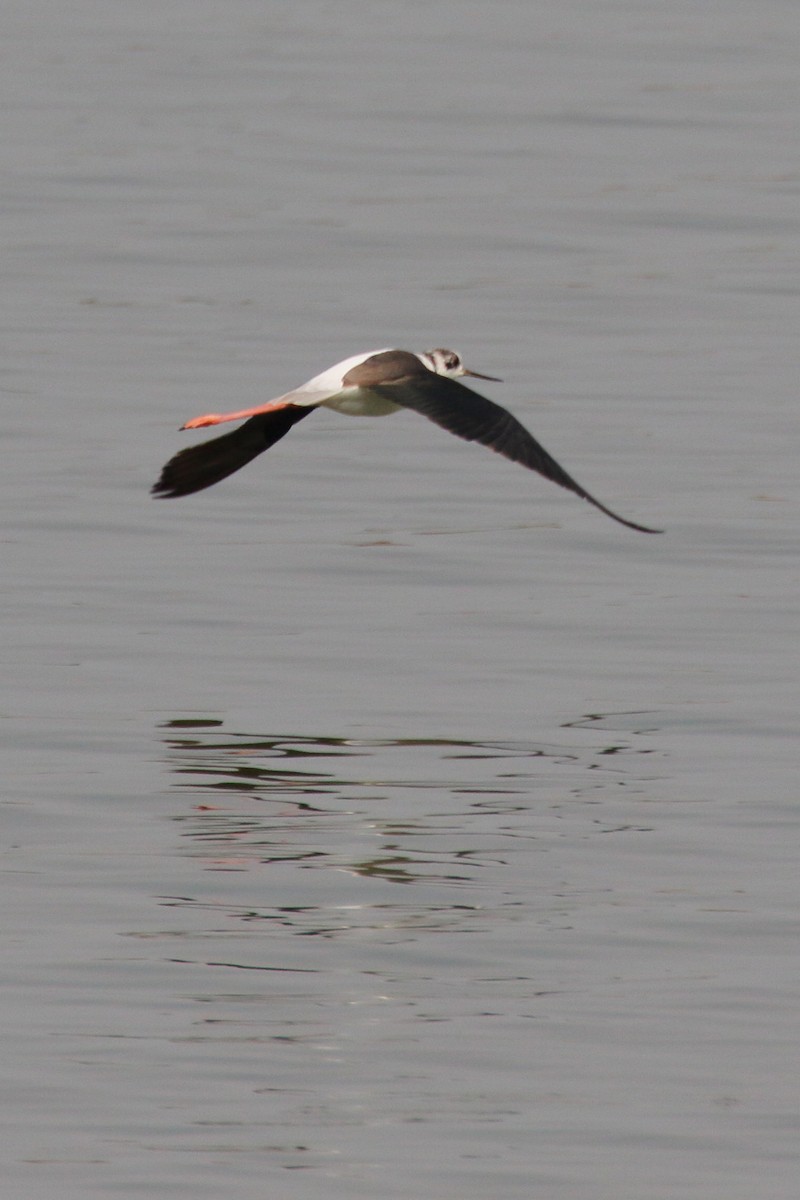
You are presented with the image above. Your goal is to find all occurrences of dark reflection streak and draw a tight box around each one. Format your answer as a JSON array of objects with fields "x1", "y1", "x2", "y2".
[
  {"x1": 444, "y1": 752, "x2": 550, "y2": 761},
  {"x1": 453, "y1": 787, "x2": 525, "y2": 796},
  {"x1": 171, "y1": 767, "x2": 331, "y2": 783},
  {"x1": 164, "y1": 736, "x2": 370, "y2": 759},
  {"x1": 562, "y1": 711, "x2": 660, "y2": 735},
  {"x1": 174, "y1": 783, "x2": 336, "y2": 798},
  {"x1": 352, "y1": 859, "x2": 421, "y2": 883},
  {"x1": 255, "y1": 853, "x2": 329, "y2": 864},
  {"x1": 470, "y1": 802, "x2": 530, "y2": 813},
  {"x1": 169, "y1": 957, "x2": 319, "y2": 973}
]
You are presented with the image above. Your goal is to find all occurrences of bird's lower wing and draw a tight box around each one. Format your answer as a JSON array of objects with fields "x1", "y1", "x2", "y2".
[
  {"x1": 152, "y1": 405, "x2": 312, "y2": 497},
  {"x1": 375, "y1": 375, "x2": 661, "y2": 534}
]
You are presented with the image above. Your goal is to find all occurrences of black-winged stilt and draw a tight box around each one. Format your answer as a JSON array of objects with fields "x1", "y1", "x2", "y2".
[{"x1": 152, "y1": 347, "x2": 660, "y2": 533}]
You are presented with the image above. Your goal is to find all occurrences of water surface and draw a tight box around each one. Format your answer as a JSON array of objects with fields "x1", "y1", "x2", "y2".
[{"x1": 3, "y1": 2, "x2": 798, "y2": 1197}]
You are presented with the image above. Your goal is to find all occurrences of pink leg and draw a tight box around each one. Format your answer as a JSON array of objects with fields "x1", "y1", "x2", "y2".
[{"x1": 181, "y1": 397, "x2": 294, "y2": 430}]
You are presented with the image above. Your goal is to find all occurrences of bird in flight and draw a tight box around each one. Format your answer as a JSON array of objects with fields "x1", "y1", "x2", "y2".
[{"x1": 152, "y1": 347, "x2": 661, "y2": 533}]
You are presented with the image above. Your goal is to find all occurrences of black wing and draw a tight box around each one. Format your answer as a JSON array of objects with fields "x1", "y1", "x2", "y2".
[
  {"x1": 152, "y1": 406, "x2": 312, "y2": 498},
  {"x1": 373, "y1": 375, "x2": 661, "y2": 534}
]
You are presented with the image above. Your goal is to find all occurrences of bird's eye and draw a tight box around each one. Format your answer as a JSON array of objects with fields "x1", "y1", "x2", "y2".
[{"x1": 445, "y1": 354, "x2": 459, "y2": 370}]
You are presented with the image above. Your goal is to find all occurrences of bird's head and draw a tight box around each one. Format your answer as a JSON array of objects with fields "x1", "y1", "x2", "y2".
[{"x1": 423, "y1": 348, "x2": 502, "y2": 383}]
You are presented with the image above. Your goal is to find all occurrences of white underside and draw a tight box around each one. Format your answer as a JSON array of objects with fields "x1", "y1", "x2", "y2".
[{"x1": 322, "y1": 390, "x2": 402, "y2": 417}]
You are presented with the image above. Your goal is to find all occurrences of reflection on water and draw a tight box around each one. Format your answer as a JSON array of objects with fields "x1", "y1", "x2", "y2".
[{"x1": 158, "y1": 718, "x2": 663, "y2": 937}]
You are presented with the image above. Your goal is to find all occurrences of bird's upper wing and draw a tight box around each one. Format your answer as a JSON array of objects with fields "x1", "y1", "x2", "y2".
[
  {"x1": 152, "y1": 405, "x2": 312, "y2": 498},
  {"x1": 371, "y1": 374, "x2": 661, "y2": 534}
]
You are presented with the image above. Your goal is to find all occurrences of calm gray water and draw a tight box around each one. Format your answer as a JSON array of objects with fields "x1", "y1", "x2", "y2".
[{"x1": 3, "y1": 2, "x2": 798, "y2": 1197}]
